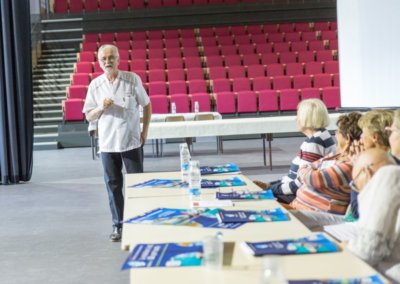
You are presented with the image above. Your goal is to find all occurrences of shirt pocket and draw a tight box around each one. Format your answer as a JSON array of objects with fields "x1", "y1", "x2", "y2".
[{"x1": 124, "y1": 93, "x2": 137, "y2": 110}]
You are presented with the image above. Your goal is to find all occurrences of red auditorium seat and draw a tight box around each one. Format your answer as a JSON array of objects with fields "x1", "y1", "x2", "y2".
[
  {"x1": 220, "y1": 45, "x2": 238, "y2": 55},
  {"x1": 224, "y1": 55, "x2": 242, "y2": 67},
  {"x1": 83, "y1": 33, "x2": 99, "y2": 42},
  {"x1": 163, "y1": 0, "x2": 177, "y2": 6},
  {"x1": 285, "y1": 63, "x2": 303, "y2": 76},
  {"x1": 167, "y1": 68, "x2": 185, "y2": 81},
  {"x1": 242, "y1": 54, "x2": 260, "y2": 66},
  {"x1": 69, "y1": 0, "x2": 84, "y2": 13},
  {"x1": 247, "y1": 25, "x2": 263, "y2": 35},
  {"x1": 261, "y1": 53, "x2": 278, "y2": 65},
  {"x1": 202, "y1": 46, "x2": 220, "y2": 57},
  {"x1": 78, "y1": 51, "x2": 95, "y2": 62},
  {"x1": 135, "y1": 70, "x2": 147, "y2": 83},
  {"x1": 330, "y1": 22, "x2": 338, "y2": 31},
  {"x1": 322, "y1": 87, "x2": 340, "y2": 109},
  {"x1": 291, "y1": 41, "x2": 308, "y2": 52},
  {"x1": 186, "y1": 68, "x2": 204, "y2": 81},
  {"x1": 255, "y1": 43, "x2": 273, "y2": 54},
  {"x1": 301, "y1": 31, "x2": 317, "y2": 41},
  {"x1": 238, "y1": 44, "x2": 255, "y2": 55},
  {"x1": 264, "y1": 24, "x2": 279, "y2": 34},
  {"x1": 228, "y1": 66, "x2": 246, "y2": 79},
  {"x1": 237, "y1": 91, "x2": 257, "y2": 113},
  {"x1": 148, "y1": 81, "x2": 167, "y2": 96},
  {"x1": 231, "y1": 26, "x2": 247, "y2": 36},
  {"x1": 131, "y1": 41, "x2": 147, "y2": 51},
  {"x1": 251, "y1": 34, "x2": 267, "y2": 45},
  {"x1": 148, "y1": 69, "x2": 166, "y2": 82},
  {"x1": 247, "y1": 65, "x2": 265, "y2": 79},
  {"x1": 293, "y1": 74, "x2": 312, "y2": 89},
  {"x1": 208, "y1": 66, "x2": 227, "y2": 80},
  {"x1": 115, "y1": 41, "x2": 131, "y2": 50},
  {"x1": 148, "y1": 30, "x2": 163, "y2": 40},
  {"x1": 165, "y1": 40, "x2": 180, "y2": 49},
  {"x1": 132, "y1": 31, "x2": 147, "y2": 41},
  {"x1": 115, "y1": 0, "x2": 130, "y2": 10},
  {"x1": 76, "y1": 62, "x2": 93, "y2": 73},
  {"x1": 304, "y1": 62, "x2": 323, "y2": 74},
  {"x1": 178, "y1": 0, "x2": 192, "y2": 6},
  {"x1": 258, "y1": 90, "x2": 279, "y2": 112},
  {"x1": 131, "y1": 0, "x2": 145, "y2": 9},
  {"x1": 313, "y1": 73, "x2": 332, "y2": 88},
  {"x1": 169, "y1": 94, "x2": 190, "y2": 113},
  {"x1": 54, "y1": 0, "x2": 68, "y2": 13},
  {"x1": 279, "y1": 52, "x2": 297, "y2": 63},
  {"x1": 321, "y1": 30, "x2": 337, "y2": 40},
  {"x1": 279, "y1": 23, "x2": 294, "y2": 33},
  {"x1": 232, "y1": 77, "x2": 251, "y2": 92},
  {"x1": 100, "y1": 32, "x2": 115, "y2": 42},
  {"x1": 218, "y1": 36, "x2": 235, "y2": 46},
  {"x1": 148, "y1": 48, "x2": 164, "y2": 59},
  {"x1": 68, "y1": 85, "x2": 87, "y2": 99},
  {"x1": 253, "y1": 76, "x2": 271, "y2": 91},
  {"x1": 285, "y1": 32, "x2": 301, "y2": 42},
  {"x1": 93, "y1": 61, "x2": 103, "y2": 73},
  {"x1": 147, "y1": 0, "x2": 163, "y2": 8},
  {"x1": 119, "y1": 60, "x2": 130, "y2": 71},
  {"x1": 273, "y1": 42, "x2": 290, "y2": 53},
  {"x1": 148, "y1": 59, "x2": 165, "y2": 70},
  {"x1": 191, "y1": 93, "x2": 211, "y2": 112},
  {"x1": 308, "y1": 40, "x2": 326, "y2": 51},
  {"x1": 214, "y1": 27, "x2": 230, "y2": 37},
  {"x1": 130, "y1": 59, "x2": 147, "y2": 71},
  {"x1": 150, "y1": 95, "x2": 169, "y2": 114},
  {"x1": 169, "y1": 80, "x2": 187, "y2": 95},
  {"x1": 272, "y1": 76, "x2": 291, "y2": 90},
  {"x1": 215, "y1": 92, "x2": 236, "y2": 114},
  {"x1": 179, "y1": 28, "x2": 195, "y2": 38},
  {"x1": 212, "y1": 78, "x2": 231, "y2": 93},
  {"x1": 180, "y1": 38, "x2": 197, "y2": 48},
  {"x1": 165, "y1": 48, "x2": 182, "y2": 58},
  {"x1": 99, "y1": 0, "x2": 113, "y2": 11},
  {"x1": 279, "y1": 89, "x2": 299, "y2": 111},
  {"x1": 118, "y1": 49, "x2": 130, "y2": 61},
  {"x1": 205, "y1": 56, "x2": 224, "y2": 67},
  {"x1": 235, "y1": 35, "x2": 252, "y2": 45},
  {"x1": 85, "y1": 0, "x2": 98, "y2": 12},
  {"x1": 63, "y1": 99, "x2": 85, "y2": 121},
  {"x1": 148, "y1": 39, "x2": 164, "y2": 50},
  {"x1": 297, "y1": 51, "x2": 315, "y2": 63},
  {"x1": 295, "y1": 22, "x2": 312, "y2": 32},
  {"x1": 266, "y1": 64, "x2": 284, "y2": 76},
  {"x1": 300, "y1": 88, "x2": 320, "y2": 100},
  {"x1": 81, "y1": 42, "x2": 98, "y2": 52},
  {"x1": 328, "y1": 39, "x2": 338, "y2": 50},
  {"x1": 268, "y1": 33, "x2": 285, "y2": 43},
  {"x1": 324, "y1": 61, "x2": 339, "y2": 74},
  {"x1": 199, "y1": 28, "x2": 214, "y2": 37},
  {"x1": 164, "y1": 29, "x2": 179, "y2": 39},
  {"x1": 314, "y1": 21, "x2": 330, "y2": 31},
  {"x1": 182, "y1": 47, "x2": 199, "y2": 57},
  {"x1": 184, "y1": 57, "x2": 202, "y2": 68},
  {"x1": 333, "y1": 73, "x2": 340, "y2": 87},
  {"x1": 316, "y1": 50, "x2": 334, "y2": 62},
  {"x1": 72, "y1": 73, "x2": 91, "y2": 86},
  {"x1": 193, "y1": 0, "x2": 208, "y2": 5},
  {"x1": 188, "y1": 80, "x2": 208, "y2": 94}
]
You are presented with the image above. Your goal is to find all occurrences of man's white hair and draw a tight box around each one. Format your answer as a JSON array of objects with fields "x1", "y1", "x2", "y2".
[{"x1": 97, "y1": 44, "x2": 119, "y2": 61}]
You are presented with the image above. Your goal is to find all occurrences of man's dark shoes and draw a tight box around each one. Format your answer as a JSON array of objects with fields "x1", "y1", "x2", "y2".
[{"x1": 109, "y1": 227, "x2": 122, "y2": 242}]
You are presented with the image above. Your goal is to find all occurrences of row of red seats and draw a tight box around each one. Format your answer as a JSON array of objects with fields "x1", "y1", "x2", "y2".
[
  {"x1": 74, "y1": 60, "x2": 339, "y2": 80},
  {"x1": 63, "y1": 86, "x2": 340, "y2": 121}
]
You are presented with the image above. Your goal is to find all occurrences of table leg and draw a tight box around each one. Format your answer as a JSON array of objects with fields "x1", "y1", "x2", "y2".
[{"x1": 267, "y1": 133, "x2": 273, "y2": 170}]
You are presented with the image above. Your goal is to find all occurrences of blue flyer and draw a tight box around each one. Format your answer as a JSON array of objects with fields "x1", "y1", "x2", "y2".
[
  {"x1": 217, "y1": 208, "x2": 289, "y2": 223},
  {"x1": 216, "y1": 189, "x2": 274, "y2": 200},
  {"x1": 200, "y1": 163, "x2": 240, "y2": 175},
  {"x1": 288, "y1": 274, "x2": 384, "y2": 284}
]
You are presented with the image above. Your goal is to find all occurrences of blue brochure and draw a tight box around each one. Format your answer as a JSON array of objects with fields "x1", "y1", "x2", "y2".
[
  {"x1": 200, "y1": 163, "x2": 240, "y2": 175},
  {"x1": 216, "y1": 189, "x2": 274, "y2": 200},
  {"x1": 125, "y1": 207, "x2": 243, "y2": 229},
  {"x1": 288, "y1": 274, "x2": 384, "y2": 284},
  {"x1": 129, "y1": 177, "x2": 246, "y2": 189},
  {"x1": 217, "y1": 208, "x2": 289, "y2": 223},
  {"x1": 121, "y1": 241, "x2": 203, "y2": 270},
  {"x1": 242, "y1": 233, "x2": 339, "y2": 256}
]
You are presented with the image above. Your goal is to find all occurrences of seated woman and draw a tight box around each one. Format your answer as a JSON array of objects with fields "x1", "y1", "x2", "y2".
[
  {"x1": 348, "y1": 165, "x2": 400, "y2": 283},
  {"x1": 386, "y1": 109, "x2": 400, "y2": 164},
  {"x1": 254, "y1": 99, "x2": 336, "y2": 204},
  {"x1": 290, "y1": 112, "x2": 362, "y2": 214}
]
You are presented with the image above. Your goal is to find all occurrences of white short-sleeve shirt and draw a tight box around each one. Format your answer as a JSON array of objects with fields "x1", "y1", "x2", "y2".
[{"x1": 82, "y1": 71, "x2": 150, "y2": 153}]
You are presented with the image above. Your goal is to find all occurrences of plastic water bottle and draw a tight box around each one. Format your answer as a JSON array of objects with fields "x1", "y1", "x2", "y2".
[
  {"x1": 171, "y1": 102, "x2": 176, "y2": 113},
  {"x1": 260, "y1": 257, "x2": 288, "y2": 284},
  {"x1": 189, "y1": 160, "x2": 201, "y2": 200},
  {"x1": 203, "y1": 231, "x2": 224, "y2": 269},
  {"x1": 194, "y1": 101, "x2": 199, "y2": 113},
  {"x1": 180, "y1": 143, "x2": 191, "y2": 183}
]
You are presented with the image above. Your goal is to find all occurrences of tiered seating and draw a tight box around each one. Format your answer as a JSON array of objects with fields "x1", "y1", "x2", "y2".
[{"x1": 63, "y1": 21, "x2": 340, "y2": 121}]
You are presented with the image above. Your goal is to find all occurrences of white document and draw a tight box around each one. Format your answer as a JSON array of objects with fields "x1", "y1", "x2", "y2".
[
  {"x1": 191, "y1": 200, "x2": 233, "y2": 208},
  {"x1": 323, "y1": 222, "x2": 358, "y2": 242}
]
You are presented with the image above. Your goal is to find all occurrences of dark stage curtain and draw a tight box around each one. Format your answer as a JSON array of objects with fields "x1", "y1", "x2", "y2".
[{"x1": 0, "y1": 0, "x2": 33, "y2": 184}]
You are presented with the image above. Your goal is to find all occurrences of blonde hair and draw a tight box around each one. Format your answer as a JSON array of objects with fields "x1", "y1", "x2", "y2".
[
  {"x1": 97, "y1": 44, "x2": 120, "y2": 61},
  {"x1": 358, "y1": 109, "x2": 393, "y2": 147},
  {"x1": 393, "y1": 109, "x2": 400, "y2": 130},
  {"x1": 296, "y1": 99, "x2": 330, "y2": 129}
]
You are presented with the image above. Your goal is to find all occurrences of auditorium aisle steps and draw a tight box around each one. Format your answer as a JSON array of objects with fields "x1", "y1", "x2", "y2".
[{"x1": 33, "y1": 48, "x2": 77, "y2": 150}]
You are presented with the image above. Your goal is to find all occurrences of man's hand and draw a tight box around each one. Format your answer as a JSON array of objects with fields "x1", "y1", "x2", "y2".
[{"x1": 103, "y1": 98, "x2": 113, "y2": 109}]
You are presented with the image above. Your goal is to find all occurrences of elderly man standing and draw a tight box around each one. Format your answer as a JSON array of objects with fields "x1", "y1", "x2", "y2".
[{"x1": 83, "y1": 44, "x2": 152, "y2": 242}]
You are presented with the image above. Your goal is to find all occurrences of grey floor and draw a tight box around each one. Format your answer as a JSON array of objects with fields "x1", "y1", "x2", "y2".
[{"x1": 0, "y1": 136, "x2": 303, "y2": 284}]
